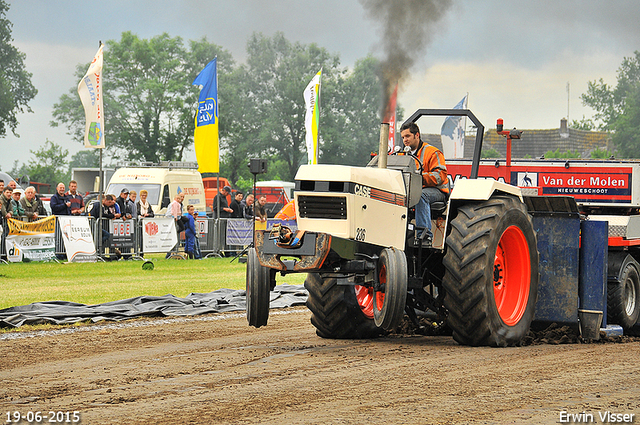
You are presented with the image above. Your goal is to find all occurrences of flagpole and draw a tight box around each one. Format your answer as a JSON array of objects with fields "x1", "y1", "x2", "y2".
[{"x1": 97, "y1": 40, "x2": 104, "y2": 257}]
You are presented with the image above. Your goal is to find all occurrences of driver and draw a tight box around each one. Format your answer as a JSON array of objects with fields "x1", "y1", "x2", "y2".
[{"x1": 400, "y1": 121, "x2": 449, "y2": 246}]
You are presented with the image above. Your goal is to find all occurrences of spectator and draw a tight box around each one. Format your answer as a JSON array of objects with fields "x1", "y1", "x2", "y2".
[
  {"x1": 255, "y1": 195, "x2": 268, "y2": 231},
  {"x1": 109, "y1": 194, "x2": 122, "y2": 216},
  {"x1": 128, "y1": 190, "x2": 138, "y2": 219},
  {"x1": 20, "y1": 186, "x2": 47, "y2": 222},
  {"x1": 66, "y1": 180, "x2": 84, "y2": 215},
  {"x1": 242, "y1": 193, "x2": 255, "y2": 220},
  {"x1": 0, "y1": 179, "x2": 4, "y2": 193},
  {"x1": 165, "y1": 193, "x2": 185, "y2": 257},
  {"x1": 212, "y1": 185, "x2": 233, "y2": 218},
  {"x1": 184, "y1": 204, "x2": 197, "y2": 259},
  {"x1": 136, "y1": 189, "x2": 154, "y2": 218},
  {"x1": 256, "y1": 195, "x2": 267, "y2": 222},
  {"x1": 191, "y1": 207, "x2": 202, "y2": 259},
  {"x1": 1, "y1": 186, "x2": 13, "y2": 222},
  {"x1": 10, "y1": 191, "x2": 25, "y2": 219},
  {"x1": 116, "y1": 188, "x2": 132, "y2": 219},
  {"x1": 7, "y1": 180, "x2": 17, "y2": 190},
  {"x1": 229, "y1": 192, "x2": 244, "y2": 218},
  {"x1": 89, "y1": 194, "x2": 121, "y2": 259},
  {"x1": 50, "y1": 183, "x2": 71, "y2": 215},
  {"x1": 165, "y1": 193, "x2": 184, "y2": 221}
]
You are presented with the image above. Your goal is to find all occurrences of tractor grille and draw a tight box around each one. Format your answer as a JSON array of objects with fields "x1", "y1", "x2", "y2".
[{"x1": 298, "y1": 195, "x2": 347, "y2": 219}]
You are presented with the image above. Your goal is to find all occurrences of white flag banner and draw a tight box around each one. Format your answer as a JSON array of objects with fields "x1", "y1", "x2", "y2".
[
  {"x1": 304, "y1": 69, "x2": 322, "y2": 165},
  {"x1": 78, "y1": 44, "x2": 105, "y2": 149},
  {"x1": 441, "y1": 94, "x2": 468, "y2": 159}
]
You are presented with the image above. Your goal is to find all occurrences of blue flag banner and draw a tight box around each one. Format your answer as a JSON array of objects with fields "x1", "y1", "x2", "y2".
[{"x1": 192, "y1": 58, "x2": 219, "y2": 173}]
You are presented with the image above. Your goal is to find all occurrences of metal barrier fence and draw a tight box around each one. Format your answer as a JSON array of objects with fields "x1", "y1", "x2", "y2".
[{"x1": 0, "y1": 216, "x2": 298, "y2": 262}]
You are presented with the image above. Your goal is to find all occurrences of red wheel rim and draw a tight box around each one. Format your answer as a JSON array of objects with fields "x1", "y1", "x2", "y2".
[
  {"x1": 355, "y1": 285, "x2": 374, "y2": 318},
  {"x1": 493, "y1": 225, "x2": 531, "y2": 326}
]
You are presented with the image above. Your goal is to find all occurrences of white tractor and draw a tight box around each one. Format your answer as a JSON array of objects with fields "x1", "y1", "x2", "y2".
[{"x1": 247, "y1": 109, "x2": 540, "y2": 346}]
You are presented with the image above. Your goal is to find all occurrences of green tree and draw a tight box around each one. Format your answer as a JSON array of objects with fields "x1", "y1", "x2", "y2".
[
  {"x1": 580, "y1": 51, "x2": 640, "y2": 157},
  {"x1": 590, "y1": 147, "x2": 614, "y2": 159},
  {"x1": 68, "y1": 150, "x2": 100, "y2": 169},
  {"x1": 570, "y1": 115, "x2": 597, "y2": 131},
  {"x1": 543, "y1": 148, "x2": 581, "y2": 159},
  {"x1": 51, "y1": 32, "x2": 234, "y2": 163},
  {"x1": 321, "y1": 55, "x2": 384, "y2": 166},
  {"x1": 481, "y1": 148, "x2": 501, "y2": 158},
  {"x1": 0, "y1": 0, "x2": 38, "y2": 138},
  {"x1": 10, "y1": 140, "x2": 70, "y2": 188},
  {"x1": 225, "y1": 34, "x2": 389, "y2": 183},
  {"x1": 240, "y1": 32, "x2": 344, "y2": 180}
]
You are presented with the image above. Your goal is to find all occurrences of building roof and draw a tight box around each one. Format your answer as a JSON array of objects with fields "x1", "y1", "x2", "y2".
[{"x1": 420, "y1": 119, "x2": 612, "y2": 159}]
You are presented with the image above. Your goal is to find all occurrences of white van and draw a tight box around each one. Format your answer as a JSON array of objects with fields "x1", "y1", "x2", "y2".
[{"x1": 105, "y1": 162, "x2": 206, "y2": 215}]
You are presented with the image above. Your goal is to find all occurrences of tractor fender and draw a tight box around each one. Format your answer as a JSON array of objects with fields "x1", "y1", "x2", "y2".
[
  {"x1": 444, "y1": 179, "x2": 525, "y2": 241},
  {"x1": 449, "y1": 179, "x2": 523, "y2": 202}
]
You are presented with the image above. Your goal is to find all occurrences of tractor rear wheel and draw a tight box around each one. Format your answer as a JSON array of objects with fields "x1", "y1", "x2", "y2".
[
  {"x1": 246, "y1": 247, "x2": 271, "y2": 328},
  {"x1": 442, "y1": 196, "x2": 539, "y2": 347},
  {"x1": 305, "y1": 273, "x2": 381, "y2": 339},
  {"x1": 373, "y1": 247, "x2": 408, "y2": 330},
  {"x1": 608, "y1": 261, "x2": 640, "y2": 330}
]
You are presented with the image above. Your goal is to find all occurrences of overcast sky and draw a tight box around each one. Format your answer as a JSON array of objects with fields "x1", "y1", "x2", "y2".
[{"x1": 2, "y1": 0, "x2": 640, "y2": 172}]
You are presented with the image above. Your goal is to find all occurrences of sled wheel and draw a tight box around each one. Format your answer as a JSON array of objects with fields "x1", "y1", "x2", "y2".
[
  {"x1": 608, "y1": 261, "x2": 640, "y2": 330},
  {"x1": 246, "y1": 247, "x2": 270, "y2": 328},
  {"x1": 305, "y1": 273, "x2": 381, "y2": 339},
  {"x1": 373, "y1": 247, "x2": 408, "y2": 330},
  {"x1": 442, "y1": 196, "x2": 539, "y2": 347}
]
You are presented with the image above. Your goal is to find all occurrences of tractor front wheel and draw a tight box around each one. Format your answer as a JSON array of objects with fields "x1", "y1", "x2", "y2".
[
  {"x1": 246, "y1": 247, "x2": 271, "y2": 328},
  {"x1": 305, "y1": 273, "x2": 381, "y2": 339},
  {"x1": 442, "y1": 196, "x2": 539, "y2": 347},
  {"x1": 373, "y1": 247, "x2": 408, "y2": 330}
]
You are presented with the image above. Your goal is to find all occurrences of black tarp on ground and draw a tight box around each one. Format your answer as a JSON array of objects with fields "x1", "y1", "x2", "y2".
[{"x1": 0, "y1": 284, "x2": 308, "y2": 328}]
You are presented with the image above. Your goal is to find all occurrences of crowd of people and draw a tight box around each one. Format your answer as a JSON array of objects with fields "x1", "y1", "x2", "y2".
[
  {"x1": 1, "y1": 178, "x2": 49, "y2": 225},
  {"x1": 211, "y1": 185, "x2": 267, "y2": 223},
  {"x1": 2, "y1": 178, "x2": 275, "y2": 261}
]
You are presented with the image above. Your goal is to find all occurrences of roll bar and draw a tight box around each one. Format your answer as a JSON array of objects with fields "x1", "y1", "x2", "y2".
[{"x1": 402, "y1": 109, "x2": 484, "y2": 180}]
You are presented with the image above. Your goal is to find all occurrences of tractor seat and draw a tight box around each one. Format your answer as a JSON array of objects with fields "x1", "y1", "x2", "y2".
[{"x1": 431, "y1": 201, "x2": 447, "y2": 215}]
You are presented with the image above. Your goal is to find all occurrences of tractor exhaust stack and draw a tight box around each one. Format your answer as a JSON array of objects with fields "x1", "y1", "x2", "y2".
[{"x1": 378, "y1": 123, "x2": 390, "y2": 169}]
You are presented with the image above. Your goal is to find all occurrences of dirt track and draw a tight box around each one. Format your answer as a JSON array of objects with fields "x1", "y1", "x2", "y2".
[{"x1": 1, "y1": 308, "x2": 638, "y2": 425}]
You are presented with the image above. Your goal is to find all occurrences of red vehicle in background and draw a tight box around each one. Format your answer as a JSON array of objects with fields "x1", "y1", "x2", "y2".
[
  {"x1": 202, "y1": 176, "x2": 232, "y2": 210},
  {"x1": 253, "y1": 180, "x2": 295, "y2": 218}
]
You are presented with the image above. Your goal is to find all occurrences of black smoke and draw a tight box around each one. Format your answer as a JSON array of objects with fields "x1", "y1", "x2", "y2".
[{"x1": 359, "y1": 0, "x2": 453, "y2": 119}]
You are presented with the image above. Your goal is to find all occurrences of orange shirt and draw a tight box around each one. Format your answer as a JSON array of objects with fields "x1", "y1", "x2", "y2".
[{"x1": 413, "y1": 142, "x2": 449, "y2": 194}]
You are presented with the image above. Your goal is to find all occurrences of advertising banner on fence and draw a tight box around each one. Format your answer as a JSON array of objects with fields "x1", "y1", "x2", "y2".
[
  {"x1": 58, "y1": 216, "x2": 97, "y2": 262},
  {"x1": 142, "y1": 217, "x2": 177, "y2": 252},
  {"x1": 110, "y1": 219, "x2": 136, "y2": 250},
  {"x1": 226, "y1": 219, "x2": 253, "y2": 246},
  {"x1": 4, "y1": 216, "x2": 56, "y2": 262}
]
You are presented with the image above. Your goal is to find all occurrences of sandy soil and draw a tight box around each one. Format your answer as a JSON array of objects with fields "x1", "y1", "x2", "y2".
[{"x1": 1, "y1": 308, "x2": 638, "y2": 425}]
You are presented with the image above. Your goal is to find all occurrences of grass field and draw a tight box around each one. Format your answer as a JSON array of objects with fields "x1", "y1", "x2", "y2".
[{"x1": 0, "y1": 255, "x2": 306, "y2": 310}]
